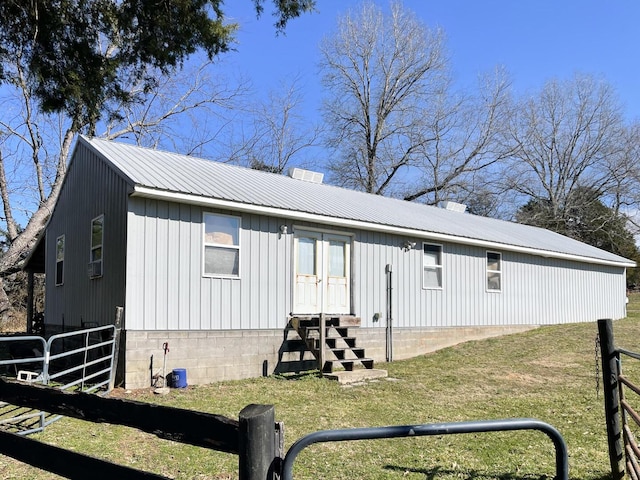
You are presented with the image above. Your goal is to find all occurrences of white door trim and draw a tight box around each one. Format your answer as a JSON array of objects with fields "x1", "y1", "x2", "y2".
[{"x1": 292, "y1": 229, "x2": 352, "y2": 315}]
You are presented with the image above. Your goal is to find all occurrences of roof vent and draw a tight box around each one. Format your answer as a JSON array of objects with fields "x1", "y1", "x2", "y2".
[
  {"x1": 288, "y1": 167, "x2": 324, "y2": 184},
  {"x1": 442, "y1": 201, "x2": 467, "y2": 213}
]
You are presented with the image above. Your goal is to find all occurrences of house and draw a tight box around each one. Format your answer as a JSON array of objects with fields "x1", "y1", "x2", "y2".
[{"x1": 25, "y1": 136, "x2": 634, "y2": 389}]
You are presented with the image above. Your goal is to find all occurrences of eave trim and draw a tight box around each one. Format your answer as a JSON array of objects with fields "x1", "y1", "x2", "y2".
[{"x1": 131, "y1": 186, "x2": 636, "y2": 268}]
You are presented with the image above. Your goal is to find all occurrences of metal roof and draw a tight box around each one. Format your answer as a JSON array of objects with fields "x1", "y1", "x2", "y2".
[{"x1": 81, "y1": 136, "x2": 635, "y2": 267}]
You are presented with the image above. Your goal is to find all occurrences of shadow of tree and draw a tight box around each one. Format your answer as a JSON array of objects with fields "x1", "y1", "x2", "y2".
[
  {"x1": 384, "y1": 464, "x2": 614, "y2": 480},
  {"x1": 272, "y1": 370, "x2": 322, "y2": 381}
]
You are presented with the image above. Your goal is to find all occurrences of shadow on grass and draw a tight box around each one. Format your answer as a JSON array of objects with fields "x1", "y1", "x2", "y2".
[
  {"x1": 272, "y1": 370, "x2": 322, "y2": 381},
  {"x1": 384, "y1": 464, "x2": 614, "y2": 480}
]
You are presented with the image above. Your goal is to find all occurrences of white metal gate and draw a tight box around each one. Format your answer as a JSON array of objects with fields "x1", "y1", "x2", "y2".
[{"x1": 0, "y1": 325, "x2": 117, "y2": 435}]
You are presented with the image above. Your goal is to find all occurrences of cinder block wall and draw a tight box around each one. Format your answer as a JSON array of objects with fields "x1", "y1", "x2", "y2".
[
  {"x1": 358, "y1": 325, "x2": 536, "y2": 361},
  {"x1": 124, "y1": 329, "x2": 306, "y2": 389},
  {"x1": 123, "y1": 325, "x2": 536, "y2": 389}
]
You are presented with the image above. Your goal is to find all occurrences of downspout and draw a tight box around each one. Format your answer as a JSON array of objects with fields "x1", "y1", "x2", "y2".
[{"x1": 386, "y1": 264, "x2": 393, "y2": 362}]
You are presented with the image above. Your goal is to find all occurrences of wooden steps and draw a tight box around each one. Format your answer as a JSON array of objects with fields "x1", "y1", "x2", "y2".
[{"x1": 289, "y1": 315, "x2": 375, "y2": 374}]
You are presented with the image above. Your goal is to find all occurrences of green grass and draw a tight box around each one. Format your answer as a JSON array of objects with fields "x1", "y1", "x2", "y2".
[{"x1": 3, "y1": 297, "x2": 640, "y2": 479}]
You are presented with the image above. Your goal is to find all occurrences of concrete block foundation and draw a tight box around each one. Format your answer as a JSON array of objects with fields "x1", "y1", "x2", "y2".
[{"x1": 123, "y1": 324, "x2": 536, "y2": 389}]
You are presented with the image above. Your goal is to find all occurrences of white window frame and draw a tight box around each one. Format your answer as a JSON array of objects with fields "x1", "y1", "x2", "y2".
[
  {"x1": 203, "y1": 212, "x2": 241, "y2": 278},
  {"x1": 55, "y1": 235, "x2": 65, "y2": 286},
  {"x1": 423, "y1": 243, "x2": 443, "y2": 290},
  {"x1": 486, "y1": 251, "x2": 502, "y2": 292},
  {"x1": 89, "y1": 215, "x2": 104, "y2": 279}
]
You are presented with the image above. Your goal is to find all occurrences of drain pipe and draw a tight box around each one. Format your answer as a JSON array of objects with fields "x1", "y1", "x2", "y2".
[{"x1": 386, "y1": 264, "x2": 393, "y2": 362}]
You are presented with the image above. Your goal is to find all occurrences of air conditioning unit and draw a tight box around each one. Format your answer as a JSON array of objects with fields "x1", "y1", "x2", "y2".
[
  {"x1": 442, "y1": 201, "x2": 467, "y2": 213},
  {"x1": 288, "y1": 167, "x2": 324, "y2": 184},
  {"x1": 88, "y1": 260, "x2": 103, "y2": 278}
]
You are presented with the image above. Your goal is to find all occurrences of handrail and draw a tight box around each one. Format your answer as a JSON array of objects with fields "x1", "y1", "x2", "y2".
[{"x1": 281, "y1": 418, "x2": 568, "y2": 480}]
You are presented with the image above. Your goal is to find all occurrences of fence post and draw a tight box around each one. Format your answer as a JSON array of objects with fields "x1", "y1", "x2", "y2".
[
  {"x1": 597, "y1": 318, "x2": 625, "y2": 480},
  {"x1": 239, "y1": 404, "x2": 276, "y2": 480},
  {"x1": 108, "y1": 307, "x2": 123, "y2": 391},
  {"x1": 26, "y1": 271, "x2": 34, "y2": 334}
]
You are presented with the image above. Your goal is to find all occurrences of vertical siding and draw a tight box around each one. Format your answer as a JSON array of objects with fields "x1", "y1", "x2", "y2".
[
  {"x1": 155, "y1": 201, "x2": 169, "y2": 330},
  {"x1": 44, "y1": 143, "x2": 130, "y2": 329},
  {"x1": 125, "y1": 197, "x2": 626, "y2": 332},
  {"x1": 352, "y1": 230, "x2": 627, "y2": 329},
  {"x1": 143, "y1": 199, "x2": 157, "y2": 330},
  {"x1": 125, "y1": 200, "x2": 291, "y2": 330},
  {"x1": 167, "y1": 203, "x2": 180, "y2": 327},
  {"x1": 44, "y1": 142, "x2": 628, "y2": 336}
]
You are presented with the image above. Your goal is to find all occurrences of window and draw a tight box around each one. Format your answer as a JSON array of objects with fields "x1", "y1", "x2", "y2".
[
  {"x1": 328, "y1": 240, "x2": 345, "y2": 277},
  {"x1": 486, "y1": 251, "x2": 502, "y2": 291},
  {"x1": 423, "y1": 243, "x2": 443, "y2": 289},
  {"x1": 89, "y1": 215, "x2": 103, "y2": 278},
  {"x1": 55, "y1": 235, "x2": 65, "y2": 286},
  {"x1": 297, "y1": 237, "x2": 316, "y2": 275},
  {"x1": 203, "y1": 213, "x2": 240, "y2": 277}
]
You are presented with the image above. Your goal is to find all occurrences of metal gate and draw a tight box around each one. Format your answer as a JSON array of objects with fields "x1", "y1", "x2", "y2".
[
  {"x1": 0, "y1": 325, "x2": 117, "y2": 435},
  {"x1": 281, "y1": 418, "x2": 568, "y2": 480},
  {"x1": 598, "y1": 318, "x2": 640, "y2": 480},
  {"x1": 0, "y1": 383, "x2": 569, "y2": 480}
]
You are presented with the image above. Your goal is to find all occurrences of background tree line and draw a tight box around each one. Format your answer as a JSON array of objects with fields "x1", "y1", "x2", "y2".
[{"x1": 0, "y1": 0, "x2": 638, "y2": 326}]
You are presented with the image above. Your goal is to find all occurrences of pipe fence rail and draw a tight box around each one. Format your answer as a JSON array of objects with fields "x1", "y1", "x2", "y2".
[
  {"x1": 282, "y1": 418, "x2": 568, "y2": 480},
  {"x1": 0, "y1": 320, "x2": 571, "y2": 479},
  {"x1": 0, "y1": 379, "x2": 568, "y2": 480}
]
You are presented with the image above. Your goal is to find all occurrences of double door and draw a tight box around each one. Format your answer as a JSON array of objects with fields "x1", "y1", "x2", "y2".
[{"x1": 293, "y1": 231, "x2": 351, "y2": 315}]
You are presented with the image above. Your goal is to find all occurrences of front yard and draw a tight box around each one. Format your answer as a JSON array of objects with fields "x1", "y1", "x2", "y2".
[{"x1": 2, "y1": 296, "x2": 640, "y2": 479}]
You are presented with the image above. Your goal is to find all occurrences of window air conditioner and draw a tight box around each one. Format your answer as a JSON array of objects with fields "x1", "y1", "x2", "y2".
[{"x1": 88, "y1": 260, "x2": 102, "y2": 278}]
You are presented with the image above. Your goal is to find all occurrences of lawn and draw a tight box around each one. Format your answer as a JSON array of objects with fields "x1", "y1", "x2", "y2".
[{"x1": 2, "y1": 296, "x2": 640, "y2": 479}]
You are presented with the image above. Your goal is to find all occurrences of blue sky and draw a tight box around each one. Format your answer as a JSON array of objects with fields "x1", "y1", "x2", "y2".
[{"x1": 221, "y1": 1, "x2": 640, "y2": 122}]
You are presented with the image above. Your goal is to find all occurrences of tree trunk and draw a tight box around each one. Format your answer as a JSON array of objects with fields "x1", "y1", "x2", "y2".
[
  {"x1": 0, "y1": 278, "x2": 11, "y2": 321},
  {"x1": 0, "y1": 192, "x2": 57, "y2": 276}
]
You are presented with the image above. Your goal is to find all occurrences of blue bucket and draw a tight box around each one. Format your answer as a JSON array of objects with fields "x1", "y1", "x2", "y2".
[{"x1": 170, "y1": 368, "x2": 187, "y2": 388}]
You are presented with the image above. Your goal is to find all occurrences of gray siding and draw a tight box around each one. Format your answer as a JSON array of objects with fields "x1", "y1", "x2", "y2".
[
  {"x1": 125, "y1": 197, "x2": 292, "y2": 330},
  {"x1": 127, "y1": 206, "x2": 626, "y2": 333},
  {"x1": 44, "y1": 143, "x2": 130, "y2": 329},
  {"x1": 353, "y1": 232, "x2": 627, "y2": 328},
  {"x1": 83, "y1": 136, "x2": 635, "y2": 268}
]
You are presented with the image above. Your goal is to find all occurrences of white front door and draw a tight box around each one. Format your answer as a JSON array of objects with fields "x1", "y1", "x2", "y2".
[{"x1": 293, "y1": 231, "x2": 351, "y2": 315}]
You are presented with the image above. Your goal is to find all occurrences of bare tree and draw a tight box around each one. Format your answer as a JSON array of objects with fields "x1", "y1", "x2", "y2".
[
  {"x1": 319, "y1": 1, "x2": 512, "y2": 206},
  {"x1": 505, "y1": 74, "x2": 626, "y2": 223},
  {"x1": 101, "y1": 62, "x2": 249, "y2": 155},
  {"x1": 221, "y1": 76, "x2": 323, "y2": 173},
  {"x1": 402, "y1": 67, "x2": 513, "y2": 205},
  {"x1": 602, "y1": 121, "x2": 640, "y2": 240},
  {"x1": 0, "y1": 60, "x2": 245, "y2": 321},
  {"x1": 319, "y1": 1, "x2": 448, "y2": 195},
  {"x1": 0, "y1": 0, "x2": 315, "y2": 324}
]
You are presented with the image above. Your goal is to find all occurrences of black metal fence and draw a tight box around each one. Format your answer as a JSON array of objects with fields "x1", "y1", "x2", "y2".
[
  {"x1": 281, "y1": 418, "x2": 568, "y2": 480},
  {"x1": 0, "y1": 378, "x2": 279, "y2": 480},
  {"x1": 0, "y1": 375, "x2": 569, "y2": 479},
  {"x1": 598, "y1": 317, "x2": 640, "y2": 480}
]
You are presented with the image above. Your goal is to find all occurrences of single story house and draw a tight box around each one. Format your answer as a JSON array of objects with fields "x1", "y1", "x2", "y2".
[{"x1": 25, "y1": 136, "x2": 634, "y2": 388}]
